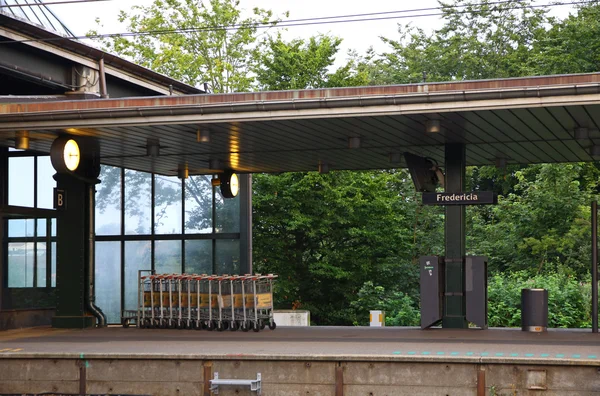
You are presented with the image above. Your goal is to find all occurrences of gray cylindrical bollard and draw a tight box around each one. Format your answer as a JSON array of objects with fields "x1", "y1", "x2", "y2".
[{"x1": 521, "y1": 288, "x2": 548, "y2": 332}]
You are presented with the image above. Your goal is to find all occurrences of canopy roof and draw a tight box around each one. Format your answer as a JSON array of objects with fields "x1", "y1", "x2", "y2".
[{"x1": 1, "y1": 73, "x2": 599, "y2": 175}]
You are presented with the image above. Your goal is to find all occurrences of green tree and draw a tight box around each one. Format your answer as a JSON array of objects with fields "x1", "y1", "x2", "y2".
[
  {"x1": 255, "y1": 35, "x2": 370, "y2": 90},
  {"x1": 91, "y1": 0, "x2": 280, "y2": 92}
]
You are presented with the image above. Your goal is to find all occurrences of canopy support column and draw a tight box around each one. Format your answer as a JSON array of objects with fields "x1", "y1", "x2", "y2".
[{"x1": 443, "y1": 143, "x2": 468, "y2": 329}]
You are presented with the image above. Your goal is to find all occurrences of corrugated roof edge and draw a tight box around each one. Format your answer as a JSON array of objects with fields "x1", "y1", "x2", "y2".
[{"x1": 0, "y1": 14, "x2": 204, "y2": 96}]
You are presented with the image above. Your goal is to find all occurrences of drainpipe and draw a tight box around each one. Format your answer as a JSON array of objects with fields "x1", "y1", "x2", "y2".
[
  {"x1": 98, "y1": 58, "x2": 109, "y2": 99},
  {"x1": 87, "y1": 182, "x2": 107, "y2": 327}
]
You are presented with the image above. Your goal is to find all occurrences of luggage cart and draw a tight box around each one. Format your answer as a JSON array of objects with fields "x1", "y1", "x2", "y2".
[
  {"x1": 245, "y1": 274, "x2": 278, "y2": 331},
  {"x1": 195, "y1": 274, "x2": 218, "y2": 330},
  {"x1": 121, "y1": 269, "x2": 154, "y2": 328}
]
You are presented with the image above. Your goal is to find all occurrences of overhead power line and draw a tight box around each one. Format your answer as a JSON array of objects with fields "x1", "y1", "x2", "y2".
[{"x1": 0, "y1": 0, "x2": 590, "y2": 45}]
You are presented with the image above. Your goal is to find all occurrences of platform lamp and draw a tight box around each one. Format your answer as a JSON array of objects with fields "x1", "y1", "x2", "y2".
[
  {"x1": 177, "y1": 163, "x2": 189, "y2": 179},
  {"x1": 197, "y1": 128, "x2": 211, "y2": 143},
  {"x1": 389, "y1": 152, "x2": 402, "y2": 164},
  {"x1": 591, "y1": 145, "x2": 600, "y2": 157},
  {"x1": 348, "y1": 136, "x2": 361, "y2": 149},
  {"x1": 575, "y1": 127, "x2": 590, "y2": 141},
  {"x1": 425, "y1": 119, "x2": 441, "y2": 134},
  {"x1": 146, "y1": 138, "x2": 160, "y2": 157},
  {"x1": 318, "y1": 161, "x2": 330, "y2": 174},
  {"x1": 15, "y1": 130, "x2": 30, "y2": 150}
]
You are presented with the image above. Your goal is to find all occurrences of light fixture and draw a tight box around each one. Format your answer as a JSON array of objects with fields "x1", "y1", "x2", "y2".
[
  {"x1": 209, "y1": 158, "x2": 222, "y2": 170},
  {"x1": 197, "y1": 128, "x2": 211, "y2": 143},
  {"x1": 15, "y1": 131, "x2": 29, "y2": 150},
  {"x1": 575, "y1": 127, "x2": 589, "y2": 141},
  {"x1": 425, "y1": 119, "x2": 441, "y2": 134},
  {"x1": 591, "y1": 145, "x2": 600, "y2": 157},
  {"x1": 389, "y1": 152, "x2": 402, "y2": 164},
  {"x1": 177, "y1": 164, "x2": 189, "y2": 179},
  {"x1": 211, "y1": 176, "x2": 221, "y2": 187},
  {"x1": 146, "y1": 138, "x2": 160, "y2": 157},
  {"x1": 348, "y1": 137, "x2": 361, "y2": 149},
  {"x1": 318, "y1": 161, "x2": 329, "y2": 174},
  {"x1": 495, "y1": 157, "x2": 507, "y2": 168}
]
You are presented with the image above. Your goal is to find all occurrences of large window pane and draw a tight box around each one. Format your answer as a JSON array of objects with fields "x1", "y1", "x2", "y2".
[
  {"x1": 96, "y1": 166, "x2": 121, "y2": 235},
  {"x1": 215, "y1": 239, "x2": 240, "y2": 275},
  {"x1": 37, "y1": 156, "x2": 56, "y2": 209},
  {"x1": 8, "y1": 219, "x2": 34, "y2": 237},
  {"x1": 9, "y1": 157, "x2": 34, "y2": 207},
  {"x1": 124, "y1": 241, "x2": 151, "y2": 311},
  {"x1": 155, "y1": 240, "x2": 181, "y2": 273},
  {"x1": 37, "y1": 219, "x2": 47, "y2": 237},
  {"x1": 155, "y1": 176, "x2": 182, "y2": 234},
  {"x1": 215, "y1": 188, "x2": 240, "y2": 233},
  {"x1": 185, "y1": 240, "x2": 212, "y2": 274},
  {"x1": 8, "y1": 242, "x2": 34, "y2": 287},
  {"x1": 37, "y1": 242, "x2": 47, "y2": 287},
  {"x1": 51, "y1": 242, "x2": 56, "y2": 287},
  {"x1": 95, "y1": 241, "x2": 121, "y2": 324},
  {"x1": 125, "y1": 170, "x2": 152, "y2": 235},
  {"x1": 185, "y1": 175, "x2": 213, "y2": 233}
]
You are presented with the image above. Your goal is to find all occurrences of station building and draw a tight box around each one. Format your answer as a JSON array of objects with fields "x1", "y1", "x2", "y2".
[{"x1": 0, "y1": 3, "x2": 251, "y2": 328}]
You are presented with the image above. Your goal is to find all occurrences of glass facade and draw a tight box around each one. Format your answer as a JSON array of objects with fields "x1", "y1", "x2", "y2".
[{"x1": 94, "y1": 165, "x2": 245, "y2": 323}]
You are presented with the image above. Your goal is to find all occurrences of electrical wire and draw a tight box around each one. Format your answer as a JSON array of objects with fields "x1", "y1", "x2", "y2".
[{"x1": 0, "y1": 0, "x2": 590, "y2": 45}]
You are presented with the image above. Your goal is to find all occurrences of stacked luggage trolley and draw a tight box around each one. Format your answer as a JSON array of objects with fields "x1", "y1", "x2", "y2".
[{"x1": 121, "y1": 271, "x2": 277, "y2": 332}]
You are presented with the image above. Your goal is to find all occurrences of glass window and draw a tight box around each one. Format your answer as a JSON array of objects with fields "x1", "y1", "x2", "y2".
[
  {"x1": 51, "y1": 242, "x2": 56, "y2": 287},
  {"x1": 37, "y1": 242, "x2": 47, "y2": 287},
  {"x1": 155, "y1": 240, "x2": 181, "y2": 273},
  {"x1": 37, "y1": 156, "x2": 56, "y2": 209},
  {"x1": 185, "y1": 175, "x2": 213, "y2": 233},
  {"x1": 215, "y1": 239, "x2": 240, "y2": 275},
  {"x1": 8, "y1": 219, "x2": 35, "y2": 237},
  {"x1": 125, "y1": 170, "x2": 152, "y2": 235},
  {"x1": 124, "y1": 241, "x2": 151, "y2": 311},
  {"x1": 8, "y1": 242, "x2": 35, "y2": 287},
  {"x1": 37, "y1": 219, "x2": 47, "y2": 237},
  {"x1": 215, "y1": 188, "x2": 240, "y2": 233},
  {"x1": 96, "y1": 166, "x2": 122, "y2": 235},
  {"x1": 154, "y1": 176, "x2": 182, "y2": 234},
  {"x1": 95, "y1": 241, "x2": 121, "y2": 324},
  {"x1": 185, "y1": 240, "x2": 212, "y2": 274},
  {"x1": 51, "y1": 218, "x2": 56, "y2": 237},
  {"x1": 9, "y1": 157, "x2": 34, "y2": 207}
]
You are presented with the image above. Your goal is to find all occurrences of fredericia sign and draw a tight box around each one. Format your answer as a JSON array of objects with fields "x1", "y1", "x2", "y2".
[{"x1": 422, "y1": 191, "x2": 497, "y2": 205}]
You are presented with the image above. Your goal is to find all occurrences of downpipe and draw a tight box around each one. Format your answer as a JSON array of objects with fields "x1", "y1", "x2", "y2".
[{"x1": 86, "y1": 182, "x2": 107, "y2": 327}]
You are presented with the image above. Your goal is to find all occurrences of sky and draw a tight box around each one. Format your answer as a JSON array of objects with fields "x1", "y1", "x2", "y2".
[{"x1": 48, "y1": 0, "x2": 578, "y2": 66}]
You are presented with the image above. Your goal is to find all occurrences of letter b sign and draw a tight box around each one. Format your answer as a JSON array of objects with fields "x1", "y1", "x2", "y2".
[{"x1": 54, "y1": 188, "x2": 66, "y2": 210}]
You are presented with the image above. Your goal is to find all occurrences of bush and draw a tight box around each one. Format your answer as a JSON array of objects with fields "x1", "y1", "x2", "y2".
[{"x1": 351, "y1": 281, "x2": 420, "y2": 326}]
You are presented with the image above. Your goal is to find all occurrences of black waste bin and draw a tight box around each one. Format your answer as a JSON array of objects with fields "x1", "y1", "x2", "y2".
[{"x1": 521, "y1": 288, "x2": 548, "y2": 332}]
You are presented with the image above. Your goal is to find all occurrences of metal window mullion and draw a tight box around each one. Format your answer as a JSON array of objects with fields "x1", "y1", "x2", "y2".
[
  {"x1": 32, "y1": 156, "x2": 38, "y2": 287},
  {"x1": 181, "y1": 177, "x2": 185, "y2": 274},
  {"x1": 151, "y1": 173, "x2": 155, "y2": 272},
  {"x1": 212, "y1": 185, "x2": 216, "y2": 274},
  {"x1": 46, "y1": 217, "x2": 52, "y2": 288},
  {"x1": 120, "y1": 168, "x2": 125, "y2": 314}
]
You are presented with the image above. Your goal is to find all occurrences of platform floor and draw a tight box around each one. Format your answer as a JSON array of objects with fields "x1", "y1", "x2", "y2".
[{"x1": 0, "y1": 326, "x2": 599, "y2": 365}]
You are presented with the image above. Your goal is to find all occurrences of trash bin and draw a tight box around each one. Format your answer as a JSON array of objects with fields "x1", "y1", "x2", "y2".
[{"x1": 521, "y1": 288, "x2": 548, "y2": 332}]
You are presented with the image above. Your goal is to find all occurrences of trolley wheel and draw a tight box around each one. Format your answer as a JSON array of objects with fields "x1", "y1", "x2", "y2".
[
  {"x1": 159, "y1": 319, "x2": 168, "y2": 329},
  {"x1": 185, "y1": 321, "x2": 193, "y2": 330},
  {"x1": 207, "y1": 321, "x2": 215, "y2": 331},
  {"x1": 122, "y1": 318, "x2": 130, "y2": 329},
  {"x1": 229, "y1": 321, "x2": 238, "y2": 331},
  {"x1": 168, "y1": 320, "x2": 177, "y2": 329},
  {"x1": 193, "y1": 321, "x2": 201, "y2": 330},
  {"x1": 152, "y1": 318, "x2": 160, "y2": 329},
  {"x1": 259, "y1": 319, "x2": 265, "y2": 330},
  {"x1": 241, "y1": 322, "x2": 249, "y2": 332},
  {"x1": 139, "y1": 319, "x2": 146, "y2": 329},
  {"x1": 252, "y1": 321, "x2": 260, "y2": 332},
  {"x1": 217, "y1": 321, "x2": 224, "y2": 332},
  {"x1": 268, "y1": 321, "x2": 277, "y2": 330},
  {"x1": 176, "y1": 321, "x2": 184, "y2": 330}
]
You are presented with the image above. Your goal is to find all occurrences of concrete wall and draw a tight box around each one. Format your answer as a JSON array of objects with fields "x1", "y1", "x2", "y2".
[
  {"x1": 273, "y1": 310, "x2": 310, "y2": 326},
  {"x1": 0, "y1": 357, "x2": 598, "y2": 395},
  {"x1": 0, "y1": 308, "x2": 54, "y2": 330}
]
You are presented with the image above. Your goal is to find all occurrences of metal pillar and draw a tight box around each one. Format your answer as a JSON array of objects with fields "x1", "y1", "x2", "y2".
[
  {"x1": 443, "y1": 143, "x2": 468, "y2": 328},
  {"x1": 592, "y1": 201, "x2": 598, "y2": 333}
]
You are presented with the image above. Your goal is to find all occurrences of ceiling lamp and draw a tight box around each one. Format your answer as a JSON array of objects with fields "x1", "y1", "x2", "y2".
[
  {"x1": 146, "y1": 138, "x2": 160, "y2": 157},
  {"x1": 591, "y1": 145, "x2": 600, "y2": 157},
  {"x1": 209, "y1": 158, "x2": 223, "y2": 170},
  {"x1": 575, "y1": 127, "x2": 589, "y2": 141},
  {"x1": 425, "y1": 120, "x2": 441, "y2": 134},
  {"x1": 495, "y1": 157, "x2": 507, "y2": 168},
  {"x1": 318, "y1": 161, "x2": 329, "y2": 174},
  {"x1": 348, "y1": 137, "x2": 361, "y2": 149},
  {"x1": 389, "y1": 152, "x2": 402, "y2": 164},
  {"x1": 15, "y1": 131, "x2": 29, "y2": 150},
  {"x1": 197, "y1": 128, "x2": 211, "y2": 143},
  {"x1": 177, "y1": 164, "x2": 189, "y2": 179}
]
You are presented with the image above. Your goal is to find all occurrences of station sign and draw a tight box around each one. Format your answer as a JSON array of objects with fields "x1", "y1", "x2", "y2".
[
  {"x1": 54, "y1": 188, "x2": 66, "y2": 210},
  {"x1": 422, "y1": 191, "x2": 497, "y2": 205}
]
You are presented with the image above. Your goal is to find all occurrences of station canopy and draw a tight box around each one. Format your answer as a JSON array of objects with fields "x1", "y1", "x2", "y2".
[{"x1": 1, "y1": 73, "x2": 600, "y2": 176}]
